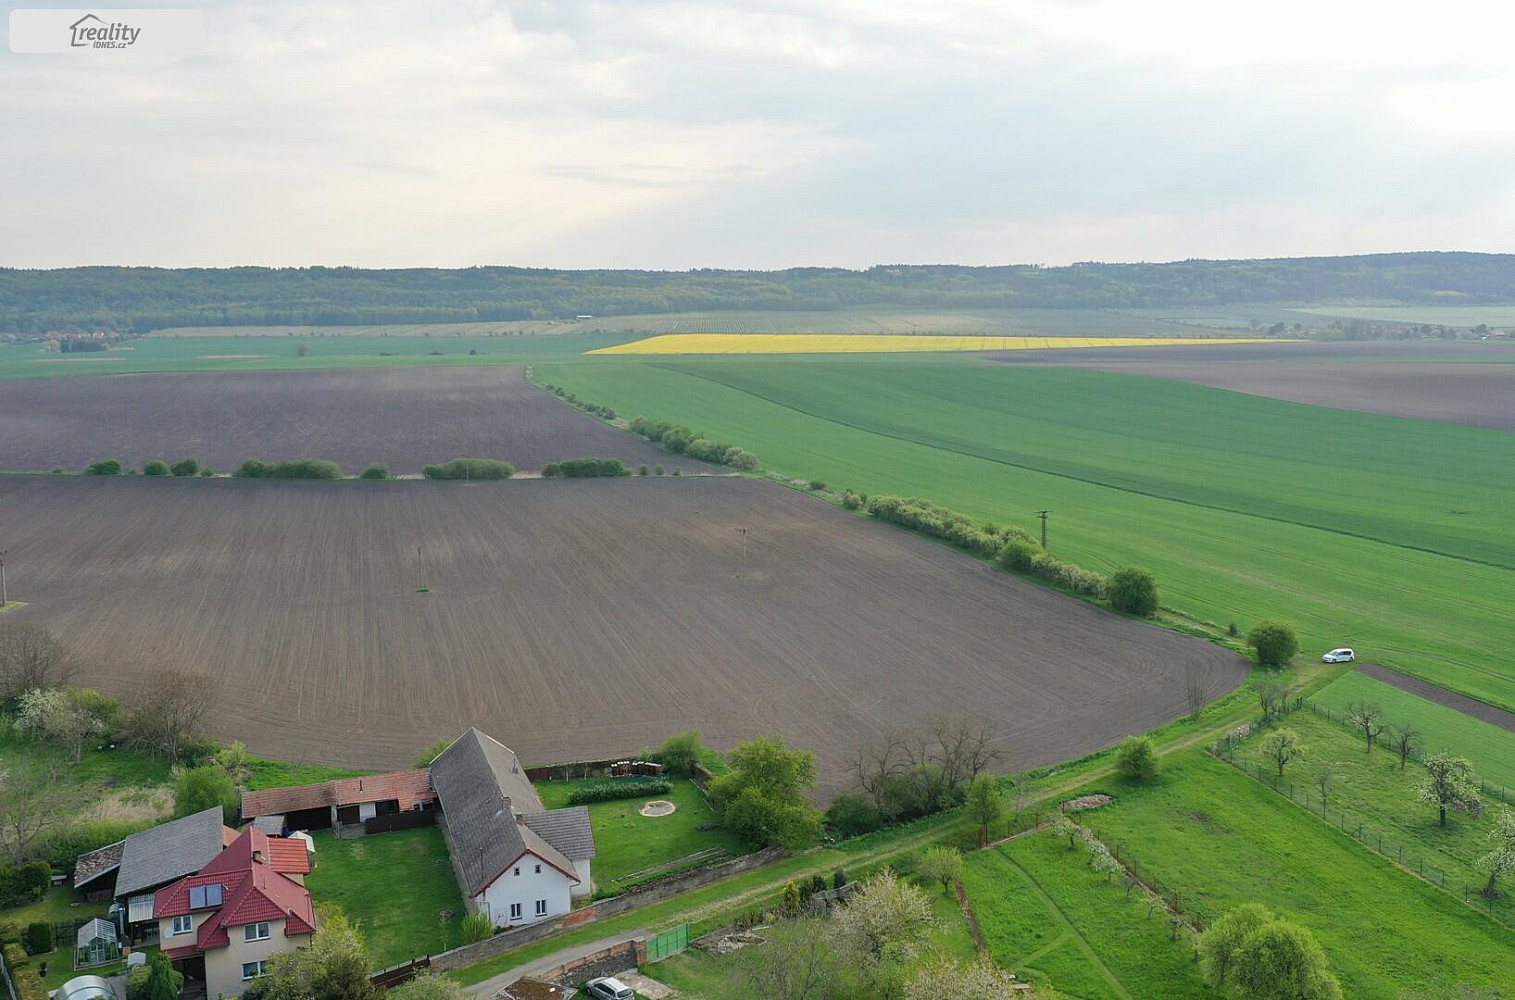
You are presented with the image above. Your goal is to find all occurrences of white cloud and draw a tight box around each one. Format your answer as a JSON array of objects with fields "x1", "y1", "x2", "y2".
[{"x1": 1, "y1": 0, "x2": 1513, "y2": 267}]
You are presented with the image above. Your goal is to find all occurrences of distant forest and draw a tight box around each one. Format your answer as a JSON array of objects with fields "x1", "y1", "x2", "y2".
[{"x1": 3, "y1": 252, "x2": 1515, "y2": 333}]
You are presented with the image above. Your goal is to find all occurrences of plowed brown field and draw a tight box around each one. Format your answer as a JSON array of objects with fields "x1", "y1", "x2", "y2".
[
  {"x1": 0, "y1": 366, "x2": 693, "y2": 474},
  {"x1": 0, "y1": 476, "x2": 1246, "y2": 790}
]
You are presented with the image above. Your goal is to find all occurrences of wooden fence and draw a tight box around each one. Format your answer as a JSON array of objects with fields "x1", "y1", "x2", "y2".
[
  {"x1": 364, "y1": 810, "x2": 437, "y2": 835},
  {"x1": 369, "y1": 956, "x2": 430, "y2": 989}
]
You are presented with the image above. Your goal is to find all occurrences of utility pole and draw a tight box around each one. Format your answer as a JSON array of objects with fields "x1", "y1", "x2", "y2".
[
  {"x1": 737, "y1": 527, "x2": 749, "y2": 575},
  {"x1": 1036, "y1": 510, "x2": 1050, "y2": 550},
  {"x1": 0, "y1": 550, "x2": 7, "y2": 607}
]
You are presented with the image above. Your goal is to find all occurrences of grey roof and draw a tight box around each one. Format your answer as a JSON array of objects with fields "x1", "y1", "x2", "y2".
[
  {"x1": 251, "y1": 815, "x2": 285, "y2": 835},
  {"x1": 114, "y1": 806, "x2": 228, "y2": 899},
  {"x1": 76, "y1": 918, "x2": 117, "y2": 948},
  {"x1": 431, "y1": 728, "x2": 575, "y2": 896},
  {"x1": 523, "y1": 807, "x2": 596, "y2": 862}
]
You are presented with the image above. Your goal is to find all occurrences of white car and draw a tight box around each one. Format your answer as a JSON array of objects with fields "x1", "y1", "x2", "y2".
[
  {"x1": 584, "y1": 978, "x2": 634, "y2": 1000},
  {"x1": 1322, "y1": 648, "x2": 1355, "y2": 663}
]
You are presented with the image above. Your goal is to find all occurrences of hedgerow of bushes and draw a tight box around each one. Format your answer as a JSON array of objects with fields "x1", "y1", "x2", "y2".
[
  {"x1": 865, "y1": 494, "x2": 1107, "y2": 598},
  {"x1": 421, "y1": 457, "x2": 515, "y2": 480},
  {"x1": 627, "y1": 416, "x2": 760, "y2": 470},
  {"x1": 2, "y1": 941, "x2": 47, "y2": 1000},
  {"x1": 542, "y1": 457, "x2": 629, "y2": 478},
  {"x1": 234, "y1": 458, "x2": 342, "y2": 479},
  {"x1": 0, "y1": 862, "x2": 50, "y2": 909},
  {"x1": 539, "y1": 383, "x2": 617, "y2": 420},
  {"x1": 566, "y1": 776, "x2": 671, "y2": 805}
]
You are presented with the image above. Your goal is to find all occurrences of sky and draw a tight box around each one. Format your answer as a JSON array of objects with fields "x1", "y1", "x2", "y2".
[{"x1": 3, "y1": 0, "x2": 1514, "y2": 269}]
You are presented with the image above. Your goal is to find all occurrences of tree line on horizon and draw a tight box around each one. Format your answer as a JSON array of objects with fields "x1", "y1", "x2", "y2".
[{"x1": 5, "y1": 252, "x2": 1515, "y2": 333}]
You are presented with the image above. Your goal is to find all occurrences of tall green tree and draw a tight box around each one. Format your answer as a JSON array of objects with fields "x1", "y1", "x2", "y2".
[
  {"x1": 962, "y1": 774, "x2": 1004, "y2": 847},
  {"x1": 1232, "y1": 919, "x2": 1342, "y2": 1000},
  {"x1": 1198, "y1": 902, "x2": 1271, "y2": 989},
  {"x1": 708, "y1": 737, "x2": 822, "y2": 848},
  {"x1": 147, "y1": 950, "x2": 180, "y2": 1000},
  {"x1": 1247, "y1": 620, "x2": 1299, "y2": 669},
  {"x1": 174, "y1": 766, "x2": 238, "y2": 823},
  {"x1": 1105, "y1": 567, "x2": 1159, "y2": 616}
]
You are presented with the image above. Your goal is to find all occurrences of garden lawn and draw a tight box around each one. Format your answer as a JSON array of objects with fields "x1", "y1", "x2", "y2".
[
  {"x1": 537, "y1": 358, "x2": 1515, "y2": 711},
  {"x1": 1228, "y1": 708, "x2": 1515, "y2": 926},
  {"x1": 0, "y1": 886, "x2": 117, "y2": 992},
  {"x1": 1080, "y1": 750, "x2": 1515, "y2": 996},
  {"x1": 964, "y1": 832, "x2": 1210, "y2": 999},
  {"x1": 533, "y1": 778, "x2": 749, "y2": 891},
  {"x1": 1309, "y1": 670, "x2": 1515, "y2": 791},
  {"x1": 302, "y1": 827, "x2": 465, "y2": 969}
]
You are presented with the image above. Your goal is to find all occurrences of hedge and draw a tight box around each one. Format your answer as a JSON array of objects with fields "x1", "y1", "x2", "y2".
[
  {"x1": 421, "y1": 458, "x2": 514, "y2": 480},
  {"x1": 545, "y1": 457, "x2": 629, "y2": 478},
  {"x1": 84, "y1": 459, "x2": 122, "y2": 476},
  {"x1": 627, "y1": 416, "x2": 763, "y2": 471},
  {"x1": 20, "y1": 923, "x2": 51, "y2": 956},
  {"x1": 0, "y1": 862, "x2": 50, "y2": 908},
  {"x1": 566, "y1": 777, "x2": 671, "y2": 805},
  {"x1": 234, "y1": 458, "x2": 341, "y2": 479}
]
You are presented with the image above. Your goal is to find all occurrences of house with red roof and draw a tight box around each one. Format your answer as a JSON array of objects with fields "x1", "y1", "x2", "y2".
[{"x1": 154, "y1": 828, "x2": 316, "y2": 1000}]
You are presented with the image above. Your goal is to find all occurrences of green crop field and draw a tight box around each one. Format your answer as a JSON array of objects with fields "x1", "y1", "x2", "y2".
[
  {"x1": 964, "y1": 832, "x2": 1210, "y2": 998},
  {"x1": 1076, "y1": 752, "x2": 1515, "y2": 996},
  {"x1": 534, "y1": 357, "x2": 1515, "y2": 711},
  {"x1": 1228, "y1": 709, "x2": 1515, "y2": 926},
  {"x1": 1310, "y1": 672, "x2": 1515, "y2": 791}
]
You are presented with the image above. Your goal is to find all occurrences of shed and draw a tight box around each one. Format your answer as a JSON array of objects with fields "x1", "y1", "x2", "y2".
[{"x1": 74, "y1": 917, "x2": 120, "y2": 969}]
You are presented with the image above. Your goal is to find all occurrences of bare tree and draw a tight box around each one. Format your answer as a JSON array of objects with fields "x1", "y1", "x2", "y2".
[
  {"x1": 928, "y1": 713, "x2": 1004, "y2": 791},
  {"x1": 855, "y1": 715, "x2": 1003, "y2": 820},
  {"x1": 1345, "y1": 702, "x2": 1385, "y2": 753},
  {"x1": 1315, "y1": 761, "x2": 1336, "y2": 805},
  {"x1": 0, "y1": 760, "x2": 72, "y2": 863},
  {"x1": 1387, "y1": 725, "x2": 1421, "y2": 770},
  {"x1": 854, "y1": 727, "x2": 911, "y2": 808},
  {"x1": 1185, "y1": 662, "x2": 1208, "y2": 721},
  {"x1": 128, "y1": 668, "x2": 216, "y2": 762},
  {"x1": 0, "y1": 622, "x2": 71, "y2": 699},
  {"x1": 1256, "y1": 681, "x2": 1291, "y2": 722}
]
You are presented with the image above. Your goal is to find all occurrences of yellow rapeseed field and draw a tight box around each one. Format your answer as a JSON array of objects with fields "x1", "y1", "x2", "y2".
[{"x1": 589, "y1": 334, "x2": 1288, "y2": 355}]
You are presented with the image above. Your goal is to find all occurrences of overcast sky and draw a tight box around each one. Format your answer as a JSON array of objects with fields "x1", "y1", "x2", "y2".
[{"x1": 3, "y1": 0, "x2": 1514, "y2": 269}]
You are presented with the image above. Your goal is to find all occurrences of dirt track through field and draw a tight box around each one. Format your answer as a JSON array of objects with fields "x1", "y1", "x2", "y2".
[
  {"x1": 0, "y1": 366, "x2": 695, "y2": 474},
  {"x1": 0, "y1": 476, "x2": 1245, "y2": 790},
  {"x1": 983, "y1": 340, "x2": 1515, "y2": 429}
]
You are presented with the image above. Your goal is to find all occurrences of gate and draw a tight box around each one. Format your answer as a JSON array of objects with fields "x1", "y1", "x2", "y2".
[{"x1": 644, "y1": 925, "x2": 688, "y2": 963}]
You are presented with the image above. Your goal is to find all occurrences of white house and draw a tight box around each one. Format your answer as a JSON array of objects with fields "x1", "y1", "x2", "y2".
[{"x1": 429, "y1": 729, "x2": 596, "y2": 929}]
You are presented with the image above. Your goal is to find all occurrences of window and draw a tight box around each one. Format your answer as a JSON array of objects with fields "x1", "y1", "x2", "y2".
[
  {"x1": 534, "y1": 863, "x2": 541, "y2": 874},
  {"x1": 513, "y1": 867, "x2": 520, "y2": 877},
  {"x1": 534, "y1": 899, "x2": 547, "y2": 916},
  {"x1": 509, "y1": 903, "x2": 522, "y2": 921},
  {"x1": 241, "y1": 961, "x2": 268, "y2": 981},
  {"x1": 244, "y1": 922, "x2": 271, "y2": 942},
  {"x1": 170, "y1": 915, "x2": 192, "y2": 936}
]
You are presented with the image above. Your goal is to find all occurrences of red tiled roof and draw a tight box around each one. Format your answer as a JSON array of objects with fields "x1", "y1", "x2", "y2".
[
  {"x1": 266, "y1": 838, "x2": 311, "y2": 874},
  {"x1": 154, "y1": 829, "x2": 317, "y2": 955},
  {"x1": 241, "y1": 770, "x2": 434, "y2": 818}
]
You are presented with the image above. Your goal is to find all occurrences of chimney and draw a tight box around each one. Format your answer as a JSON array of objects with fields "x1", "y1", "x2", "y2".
[{"x1": 252, "y1": 848, "x2": 265, "y2": 865}]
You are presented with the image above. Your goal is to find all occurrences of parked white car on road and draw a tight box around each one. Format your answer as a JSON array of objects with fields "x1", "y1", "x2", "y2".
[{"x1": 1322, "y1": 648, "x2": 1355, "y2": 663}]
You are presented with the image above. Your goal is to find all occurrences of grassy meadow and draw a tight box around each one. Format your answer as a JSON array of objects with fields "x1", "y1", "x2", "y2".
[
  {"x1": 535, "y1": 357, "x2": 1515, "y2": 711},
  {"x1": 1227, "y1": 709, "x2": 1515, "y2": 926},
  {"x1": 1310, "y1": 671, "x2": 1515, "y2": 791},
  {"x1": 1076, "y1": 752, "x2": 1515, "y2": 996}
]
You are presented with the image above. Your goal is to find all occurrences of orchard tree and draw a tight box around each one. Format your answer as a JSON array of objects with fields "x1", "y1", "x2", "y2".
[
  {"x1": 1247, "y1": 620, "x2": 1299, "y2": 669},
  {"x1": 916, "y1": 846, "x2": 963, "y2": 896},
  {"x1": 1260, "y1": 729, "x2": 1304, "y2": 777},
  {"x1": 832, "y1": 869, "x2": 934, "y2": 966},
  {"x1": 1387, "y1": 724, "x2": 1421, "y2": 770},
  {"x1": 1418, "y1": 752, "x2": 1481, "y2": 827},
  {"x1": 1479, "y1": 805, "x2": 1515, "y2": 900},
  {"x1": 1345, "y1": 702, "x2": 1385, "y2": 753},
  {"x1": 14, "y1": 687, "x2": 104, "y2": 762},
  {"x1": 905, "y1": 954, "x2": 1020, "y2": 1000}
]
